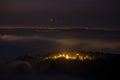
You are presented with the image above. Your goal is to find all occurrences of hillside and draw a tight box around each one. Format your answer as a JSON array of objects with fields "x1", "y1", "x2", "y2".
[{"x1": 0, "y1": 51, "x2": 120, "y2": 80}]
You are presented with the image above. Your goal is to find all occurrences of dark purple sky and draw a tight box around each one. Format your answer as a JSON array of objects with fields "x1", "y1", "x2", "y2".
[{"x1": 0, "y1": 0, "x2": 120, "y2": 28}]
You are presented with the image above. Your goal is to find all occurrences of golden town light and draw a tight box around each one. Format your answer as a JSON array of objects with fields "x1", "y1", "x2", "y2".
[{"x1": 44, "y1": 52, "x2": 95, "y2": 61}]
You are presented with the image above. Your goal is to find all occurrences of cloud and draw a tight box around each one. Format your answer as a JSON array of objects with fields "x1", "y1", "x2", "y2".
[
  {"x1": 0, "y1": 34, "x2": 43, "y2": 41},
  {"x1": 0, "y1": 34, "x2": 120, "y2": 52},
  {"x1": 77, "y1": 39, "x2": 120, "y2": 50},
  {"x1": 54, "y1": 38, "x2": 120, "y2": 52},
  {"x1": 55, "y1": 38, "x2": 80, "y2": 47}
]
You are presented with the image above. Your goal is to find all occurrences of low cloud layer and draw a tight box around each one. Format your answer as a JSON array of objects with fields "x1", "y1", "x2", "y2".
[
  {"x1": 0, "y1": 34, "x2": 43, "y2": 41},
  {"x1": 0, "y1": 29, "x2": 120, "y2": 61},
  {"x1": 0, "y1": 34, "x2": 120, "y2": 52}
]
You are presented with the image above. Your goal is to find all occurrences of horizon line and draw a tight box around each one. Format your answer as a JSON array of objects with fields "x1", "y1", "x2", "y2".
[{"x1": 0, "y1": 25, "x2": 119, "y2": 31}]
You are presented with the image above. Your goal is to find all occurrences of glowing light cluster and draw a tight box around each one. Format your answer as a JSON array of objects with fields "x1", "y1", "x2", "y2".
[{"x1": 44, "y1": 52, "x2": 94, "y2": 61}]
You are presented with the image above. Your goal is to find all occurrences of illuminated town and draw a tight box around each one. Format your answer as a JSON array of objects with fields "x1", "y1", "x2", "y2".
[{"x1": 44, "y1": 52, "x2": 95, "y2": 61}]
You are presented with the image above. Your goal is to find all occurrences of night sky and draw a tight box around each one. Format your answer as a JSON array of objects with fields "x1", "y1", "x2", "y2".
[{"x1": 0, "y1": 0, "x2": 120, "y2": 29}]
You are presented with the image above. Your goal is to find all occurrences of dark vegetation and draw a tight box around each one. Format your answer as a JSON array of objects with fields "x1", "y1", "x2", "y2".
[{"x1": 0, "y1": 52, "x2": 120, "y2": 80}]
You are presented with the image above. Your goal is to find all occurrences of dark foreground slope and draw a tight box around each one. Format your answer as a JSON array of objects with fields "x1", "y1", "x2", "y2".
[{"x1": 0, "y1": 53, "x2": 120, "y2": 80}]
